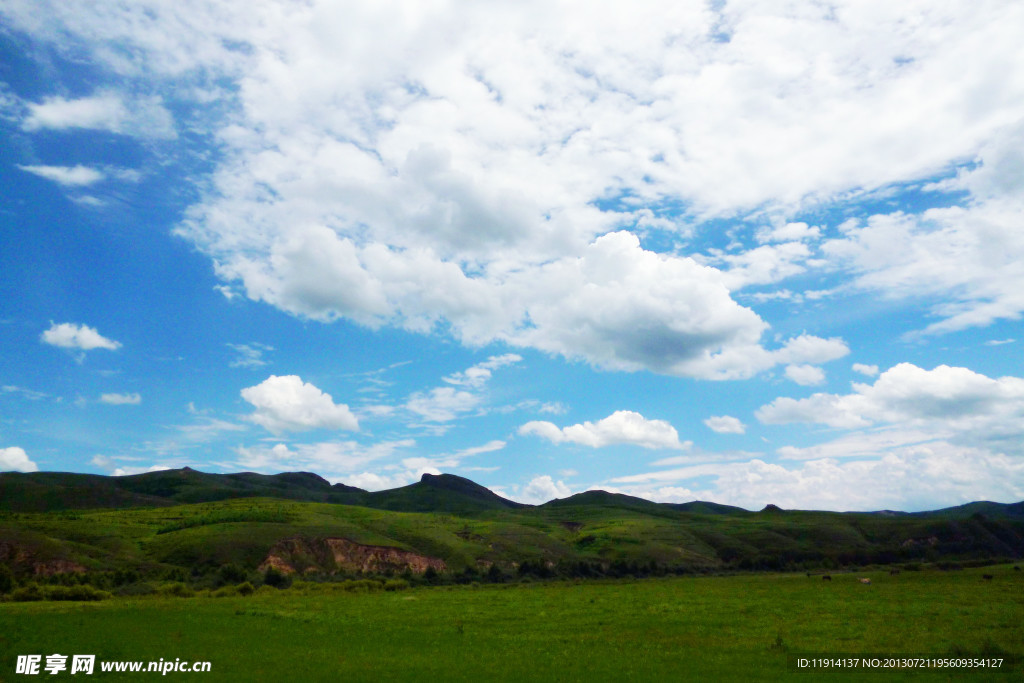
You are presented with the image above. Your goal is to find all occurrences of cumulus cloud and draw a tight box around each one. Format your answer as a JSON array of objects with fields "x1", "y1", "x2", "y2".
[
  {"x1": 240, "y1": 375, "x2": 358, "y2": 433},
  {"x1": 704, "y1": 415, "x2": 746, "y2": 434},
  {"x1": 852, "y1": 363, "x2": 879, "y2": 376},
  {"x1": 520, "y1": 410, "x2": 689, "y2": 450},
  {"x1": 17, "y1": 1, "x2": 895, "y2": 379},
  {"x1": 784, "y1": 364, "x2": 826, "y2": 386},
  {"x1": 99, "y1": 392, "x2": 141, "y2": 405},
  {"x1": 18, "y1": 164, "x2": 105, "y2": 186},
  {"x1": 0, "y1": 446, "x2": 38, "y2": 473},
  {"x1": 757, "y1": 222, "x2": 821, "y2": 244},
  {"x1": 513, "y1": 475, "x2": 573, "y2": 505},
  {"x1": 21, "y1": 92, "x2": 175, "y2": 138},
  {"x1": 41, "y1": 322, "x2": 121, "y2": 351},
  {"x1": 757, "y1": 364, "x2": 1024, "y2": 452}
]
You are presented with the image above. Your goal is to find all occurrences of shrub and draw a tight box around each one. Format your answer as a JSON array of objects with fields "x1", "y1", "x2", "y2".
[
  {"x1": 115, "y1": 582, "x2": 156, "y2": 597},
  {"x1": 45, "y1": 585, "x2": 111, "y2": 601},
  {"x1": 219, "y1": 564, "x2": 247, "y2": 586},
  {"x1": 158, "y1": 582, "x2": 195, "y2": 598},
  {"x1": 11, "y1": 583, "x2": 44, "y2": 602},
  {"x1": 211, "y1": 585, "x2": 238, "y2": 598},
  {"x1": 384, "y1": 579, "x2": 409, "y2": 592},
  {"x1": 263, "y1": 567, "x2": 291, "y2": 589},
  {"x1": 342, "y1": 579, "x2": 383, "y2": 593},
  {"x1": 236, "y1": 581, "x2": 255, "y2": 596}
]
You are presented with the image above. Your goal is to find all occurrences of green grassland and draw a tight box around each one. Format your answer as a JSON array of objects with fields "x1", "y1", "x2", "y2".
[
  {"x1": 2, "y1": 567, "x2": 1021, "y2": 682},
  {"x1": 2, "y1": 471, "x2": 1023, "y2": 681}
]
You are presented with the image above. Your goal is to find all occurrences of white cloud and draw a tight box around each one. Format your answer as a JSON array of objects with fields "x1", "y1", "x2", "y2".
[
  {"x1": 227, "y1": 342, "x2": 274, "y2": 368},
  {"x1": 2, "y1": 385, "x2": 50, "y2": 401},
  {"x1": 21, "y1": 92, "x2": 175, "y2": 138},
  {"x1": 452, "y1": 440, "x2": 506, "y2": 458},
  {"x1": 513, "y1": 475, "x2": 573, "y2": 505},
  {"x1": 0, "y1": 446, "x2": 39, "y2": 473},
  {"x1": 241, "y1": 375, "x2": 358, "y2": 433},
  {"x1": 18, "y1": 164, "x2": 105, "y2": 186},
  {"x1": 174, "y1": 417, "x2": 247, "y2": 442},
  {"x1": 784, "y1": 364, "x2": 826, "y2": 386},
  {"x1": 236, "y1": 439, "x2": 415, "y2": 478},
  {"x1": 757, "y1": 363, "x2": 1024, "y2": 452},
  {"x1": 342, "y1": 470, "x2": 418, "y2": 492},
  {"x1": 852, "y1": 363, "x2": 879, "y2": 376},
  {"x1": 608, "y1": 444, "x2": 1024, "y2": 512},
  {"x1": 443, "y1": 354, "x2": 522, "y2": 388},
  {"x1": 822, "y1": 125, "x2": 1024, "y2": 337},
  {"x1": 704, "y1": 415, "x2": 746, "y2": 434},
  {"x1": 520, "y1": 410, "x2": 689, "y2": 450},
  {"x1": 41, "y1": 322, "x2": 121, "y2": 351},
  {"x1": 775, "y1": 428, "x2": 940, "y2": 460},
  {"x1": 406, "y1": 386, "x2": 480, "y2": 423},
  {"x1": 99, "y1": 392, "x2": 141, "y2": 405},
  {"x1": 405, "y1": 355, "x2": 520, "y2": 422},
  {"x1": 112, "y1": 464, "x2": 172, "y2": 477},
  {"x1": 757, "y1": 222, "x2": 821, "y2": 244}
]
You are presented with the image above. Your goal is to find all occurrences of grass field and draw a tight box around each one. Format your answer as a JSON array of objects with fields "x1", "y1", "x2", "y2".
[{"x1": 2, "y1": 566, "x2": 1020, "y2": 682}]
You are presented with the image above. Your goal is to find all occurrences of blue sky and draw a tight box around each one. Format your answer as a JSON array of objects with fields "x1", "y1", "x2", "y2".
[{"x1": 2, "y1": 1, "x2": 1023, "y2": 510}]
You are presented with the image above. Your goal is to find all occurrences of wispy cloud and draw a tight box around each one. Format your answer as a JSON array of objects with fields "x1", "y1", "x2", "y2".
[
  {"x1": 18, "y1": 164, "x2": 105, "y2": 186},
  {"x1": 99, "y1": 392, "x2": 141, "y2": 405}
]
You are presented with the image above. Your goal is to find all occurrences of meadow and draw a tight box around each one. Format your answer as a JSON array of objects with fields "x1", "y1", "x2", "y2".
[{"x1": 2, "y1": 565, "x2": 1020, "y2": 682}]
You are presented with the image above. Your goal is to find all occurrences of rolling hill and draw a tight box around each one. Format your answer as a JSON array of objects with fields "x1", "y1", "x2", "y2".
[{"x1": 1, "y1": 468, "x2": 1022, "y2": 583}]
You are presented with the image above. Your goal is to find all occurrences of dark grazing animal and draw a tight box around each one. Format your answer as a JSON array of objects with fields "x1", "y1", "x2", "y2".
[
  {"x1": 822, "y1": 575, "x2": 832, "y2": 581},
  {"x1": 890, "y1": 569, "x2": 900, "y2": 576},
  {"x1": 982, "y1": 574, "x2": 994, "y2": 581}
]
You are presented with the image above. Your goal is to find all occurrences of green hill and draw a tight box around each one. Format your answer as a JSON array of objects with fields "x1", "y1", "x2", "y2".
[
  {"x1": 1, "y1": 468, "x2": 1022, "y2": 585},
  {"x1": 360, "y1": 473, "x2": 528, "y2": 513}
]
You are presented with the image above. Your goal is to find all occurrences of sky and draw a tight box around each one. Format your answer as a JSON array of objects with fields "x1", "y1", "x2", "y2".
[{"x1": 2, "y1": 0, "x2": 1024, "y2": 511}]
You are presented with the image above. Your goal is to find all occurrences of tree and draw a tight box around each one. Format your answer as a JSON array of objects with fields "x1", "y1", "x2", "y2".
[{"x1": 0, "y1": 564, "x2": 13, "y2": 594}]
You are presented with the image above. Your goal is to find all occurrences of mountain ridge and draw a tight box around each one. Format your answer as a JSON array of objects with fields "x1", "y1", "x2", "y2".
[{"x1": 2, "y1": 467, "x2": 1023, "y2": 519}]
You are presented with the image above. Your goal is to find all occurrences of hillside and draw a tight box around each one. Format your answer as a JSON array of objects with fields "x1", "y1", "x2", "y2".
[{"x1": 1, "y1": 469, "x2": 1023, "y2": 582}]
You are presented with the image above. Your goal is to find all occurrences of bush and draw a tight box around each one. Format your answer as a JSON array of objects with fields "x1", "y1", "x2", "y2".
[
  {"x1": 384, "y1": 579, "x2": 409, "y2": 592},
  {"x1": 11, "y1": 583, "x2": 44, "y2": 602},
  {"x1": 158, "y1": 582, "x2": 195, "y2": 598},
  {"x1": 114, "y1": 582, "x2": 156, "y2": 597},
  {"x1": 236, "y1": 581, "x2": 255, "y2": 596},
  {"x1": 211, "y1": 585, "x2": 238, "y2": 598},
  {"x1": 341, "y1": 579, "x2": 382, "y2": 593},
  {"x1": 219, "y1": 564, "x2": 247, "y2": 586},
  {"x1": 45, "y1": 585, "x2": 111, "y2": 601},
  {"x1": 263, "y1": 567, "x2": 291, "y2": 589}
]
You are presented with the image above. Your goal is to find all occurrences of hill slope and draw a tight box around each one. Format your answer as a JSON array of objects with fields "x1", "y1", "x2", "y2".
[{"x1": 2, "y1": 469, "x2": 1023, "y2": 581}]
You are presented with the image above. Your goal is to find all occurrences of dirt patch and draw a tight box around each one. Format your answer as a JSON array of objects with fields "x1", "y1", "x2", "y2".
[{"x1": 259, "y1": 537, "x2": 446, "y2": 575}]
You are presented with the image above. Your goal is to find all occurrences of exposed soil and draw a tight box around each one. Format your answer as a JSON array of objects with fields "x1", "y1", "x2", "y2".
[{"x1": 259, "y1": 537, "x2": 446, "y2": 575}]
